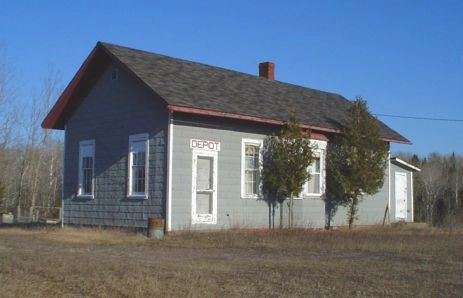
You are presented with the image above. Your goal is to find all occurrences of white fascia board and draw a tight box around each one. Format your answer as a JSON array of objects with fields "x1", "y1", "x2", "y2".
[{"x1": 390, "y1": 157, "x2": 421, "y2": 172}]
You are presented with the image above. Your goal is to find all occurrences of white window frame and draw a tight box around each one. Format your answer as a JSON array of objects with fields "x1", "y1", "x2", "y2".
[
  {"x1": 127, "y1": 133, "x2": 149, "y2": 199},
  {"x1": 241, "y1": 138, "x2": 263, "y2": 199},
  {"x1": 77, "y1": 139, "x2": 95, "y2": 198},
  {"x1": 301, "y1": 139, "x2": 327, "y2": 198},
  {"x1": 192, "y1": 149, "x2": 218, "y2": 224}
]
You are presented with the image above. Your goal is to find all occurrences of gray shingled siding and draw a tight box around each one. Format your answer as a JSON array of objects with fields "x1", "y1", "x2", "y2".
[
  {"x1": 331, "y1": 182, "x2": 390, "y2": 227},
  {"x1": 63, "y1": 63, "x2": 168, "y2": 228},
  {"x1": 170, "y1": 122, "x2": 272, "y2": 230},
  {"x1": 169, "y1": 119, "x2": 396, "y2": 230},
  {"x1": 289, "y1": 168, "x2": 391, "y2": 228},
  {"x1": 324, "y1": 162, "x2": 414, "y2": 227}
]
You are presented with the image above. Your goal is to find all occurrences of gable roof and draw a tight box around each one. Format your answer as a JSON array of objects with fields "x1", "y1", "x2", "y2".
[{"x1": 42, "y1": 42, "x2": 410, "y2": 144}]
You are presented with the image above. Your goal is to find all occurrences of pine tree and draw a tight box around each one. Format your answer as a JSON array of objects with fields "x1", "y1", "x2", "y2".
[
  {"x1": 326, "y1": 97, "x2": 389, "y2": 229},
  {"x1": 261, "y1": 115, "x2": 314, "y2": 228}
]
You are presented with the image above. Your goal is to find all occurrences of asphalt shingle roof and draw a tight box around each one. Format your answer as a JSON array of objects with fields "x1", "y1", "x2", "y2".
[
  {"x1": 43, "y1": 41, "x2": 409, "y2": 144},
  {"x1": 100, "y1": 42, "x2": 409, "y2": 143}
]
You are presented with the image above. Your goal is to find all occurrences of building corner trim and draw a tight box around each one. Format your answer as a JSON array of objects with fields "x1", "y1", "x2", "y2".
[
  {"x1": 166, "y1": 114, "x2": 174, "y2": 232},
  {"x1": 388, "y1": 152, "x2": 391, "y2": 224}
]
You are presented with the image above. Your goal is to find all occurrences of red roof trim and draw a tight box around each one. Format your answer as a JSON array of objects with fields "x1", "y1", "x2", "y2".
[
  {"x1": 167, "y1": 105, "x2": 342, "y2": 134},
  {"x1": 167, "y1": 105, "x2": 411, "y2": 144},
  {"x1": 41, "y1": 44, "x2": 101, "y2": 129}
]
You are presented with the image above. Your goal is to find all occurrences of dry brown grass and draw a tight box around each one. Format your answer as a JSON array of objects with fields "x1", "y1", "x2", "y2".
[{"x1": 1, "y1": 225, "x2": 462, "y2": 297}]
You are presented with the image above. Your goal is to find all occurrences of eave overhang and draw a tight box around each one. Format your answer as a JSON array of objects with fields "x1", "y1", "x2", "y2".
[
  {"x1": 391, "y1": 157, "x2": 421, "y2": 172},
  {"x1": 42, "y1": 45, "x2": 102, "y2": 130},
  {"x1": 167, "y1": 104, "x2": 410, "y2": 144}
]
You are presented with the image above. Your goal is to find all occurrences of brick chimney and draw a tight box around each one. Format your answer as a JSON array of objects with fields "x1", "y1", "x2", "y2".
[{"x1": 259, "y1": 62, "x2": 275, "y2": 80}]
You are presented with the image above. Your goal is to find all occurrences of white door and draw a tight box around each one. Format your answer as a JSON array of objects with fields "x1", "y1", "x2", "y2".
[
  {"x1": 395, "y1": 172, "x2": 407, "y2": 220},
  {"x1": 192, "y1": 151, "x2": 217, "y2": 224}
]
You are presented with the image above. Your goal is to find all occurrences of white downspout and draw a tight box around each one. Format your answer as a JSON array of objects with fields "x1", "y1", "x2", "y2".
[{"x1": 166, "y1": 113, "x2": 174, "y2": 232}]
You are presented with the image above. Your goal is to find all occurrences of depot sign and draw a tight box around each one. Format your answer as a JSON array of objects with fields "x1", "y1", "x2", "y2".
[{"x1": 190, "y1": 139, "x2": 221, "y2": 151}]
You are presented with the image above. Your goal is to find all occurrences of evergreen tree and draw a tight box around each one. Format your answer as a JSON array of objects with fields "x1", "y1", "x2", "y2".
[
  {"x1": 262, "y1": 115, "x2": 314, "y2": 228},
  {"x1": 326, "y1": 97, "x2": 389, "y2": 229}
]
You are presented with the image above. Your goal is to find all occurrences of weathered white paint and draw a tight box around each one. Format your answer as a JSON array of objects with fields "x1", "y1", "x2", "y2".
[
  {"x1": 240, "y1": 138, "x2": 263, "y2": 199},
  {"x1": 301, "y1": 149, "x2": 325, "y2": 197},
  {"x1": 390, "y1": 157, "x2": 421, "y2": 172},
  {"x1": 410, "y1": 170, "x2": 421, "y2": 222},
  {"x1": 301, "y1": 139, "x2": 328, "y2": 198},
  {"x1": 190, "y1": 139, "x2": 221, "y2": 151},
  {"x1": 395, "y1": 172, "x2": 407, "y2": 219},
  {"x1": 127, "y1": 133, "x2": 149, "y2": 199},
  {"x1": 309, "y1": 139, "x2": 327, "y2": 151},
  {"x1": 77, "y1": 139, "x2": 95, "y2": 198},
  {"x1": 388, "y1": 151, "x2": 391, "y2": 223},
  {"x1": 166, "y1": 115, "x2": 173, "y2": 231},
  {"x1": 191, "y1": 149, "x2": 218, "y2": 224}
]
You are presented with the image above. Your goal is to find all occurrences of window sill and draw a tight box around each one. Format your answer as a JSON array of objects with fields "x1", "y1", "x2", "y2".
[
  {"x1": 302, "y1": 193, "x2": 323, "y2": 199},
  {"x1": 192, "y1": 216, "x2": 217, "y2": 225},
  {"x1": 241, "y1": 194, "x2": 263, "y2": 200},
  {"x1": 126, "y1": 194, "x2": 148, "y2": 200},
  {"x1": 75, "y1": 194, "x2": 94, "y2": 200}
]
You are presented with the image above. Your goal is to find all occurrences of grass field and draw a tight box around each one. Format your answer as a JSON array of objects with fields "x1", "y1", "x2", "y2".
[{"x1": 0, "y1": 225, "x2": 462, "y2": 297}]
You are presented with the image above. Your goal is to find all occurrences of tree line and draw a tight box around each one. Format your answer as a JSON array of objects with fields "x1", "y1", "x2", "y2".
[
  {"x1": 0, "y1": 57, "x2": 63, "y2": 221},
  {"x1": 397, "y1": 152, "x2": 463, "y2": 227}
]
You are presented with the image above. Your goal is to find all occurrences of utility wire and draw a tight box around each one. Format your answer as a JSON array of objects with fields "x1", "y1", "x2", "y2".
[{"x1": 374, "y1": 113, "x2": 463, "y2": 122}]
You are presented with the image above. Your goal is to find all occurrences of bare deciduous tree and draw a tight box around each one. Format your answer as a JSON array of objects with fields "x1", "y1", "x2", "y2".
[
  {"x1": 419, "y1": 154, "x2": 447, "y2": 223},
  {"x1": 408, "y1": 153, "x2": 463, "y2": 226},
  {"x1": 20, "y1": 64, "x2": 63, "y2": 219},
  {"x1": 0, "y1": 57, "x2": 64, "y2": 220}
]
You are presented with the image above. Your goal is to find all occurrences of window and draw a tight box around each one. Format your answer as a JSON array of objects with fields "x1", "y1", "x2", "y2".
[
  {"x1": 241, "y1": 139, "x2": 263, "y2": 198},
  {"x1": 301, "y1": 140, "x2": 327, "y2": 198},
  {"x1": 78, "y1": 140, "x2": 95, "y2": 197},
  {"x1": 128, "y1": 134, "x2": 149, "y2": 198},
  {"x1": 305, "y1": 154, "x2": 322, "y2": 194}
]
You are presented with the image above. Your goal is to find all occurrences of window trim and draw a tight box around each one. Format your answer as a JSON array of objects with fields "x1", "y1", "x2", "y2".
[
  {"x1": 77, "y1": 139, "x2": 95, "y2": 198},
  {"x1": 303, "y1": 150, "x2": 324, "y2": 197},
  {"x1": 127, "y1": 133, "x2": 149, "y2": 199},
  {"x1": 241, "y1": 138, "x2": 263, "y2": 199},
  {"x1": 300, "y1": 139, "x2": 327, "y2": 199}
]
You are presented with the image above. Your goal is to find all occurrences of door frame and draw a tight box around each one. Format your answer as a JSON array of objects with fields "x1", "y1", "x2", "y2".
[
  {"x1": 395, "y1": 172, "x2": 407, "y2": 220},
  {"x1": 191, "y1": 149, "x2": 218, "y2": 224}
]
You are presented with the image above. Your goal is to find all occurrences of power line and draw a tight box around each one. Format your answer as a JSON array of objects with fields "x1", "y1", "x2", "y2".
[{"x1": 374, "y1": 113, "x2": 463, "y2": 122}]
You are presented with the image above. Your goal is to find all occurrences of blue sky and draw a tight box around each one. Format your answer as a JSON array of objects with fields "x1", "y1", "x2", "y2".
[{"x1": 1, "y1": 0, "x2": 462, "y2": 156}]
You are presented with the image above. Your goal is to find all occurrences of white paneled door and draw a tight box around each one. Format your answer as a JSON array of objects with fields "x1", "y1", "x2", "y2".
[
  {"x1": 395, "y1": 172, "x2": 407, "y2": 220},
  {"x1": 192, "y1": 150, "x2": 217, "y2": 224}
]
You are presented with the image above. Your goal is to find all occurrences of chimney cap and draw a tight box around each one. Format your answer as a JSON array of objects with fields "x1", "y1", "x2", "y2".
[{"x1": 259, "y1": 62, "x2": 275, "y2": 81}]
